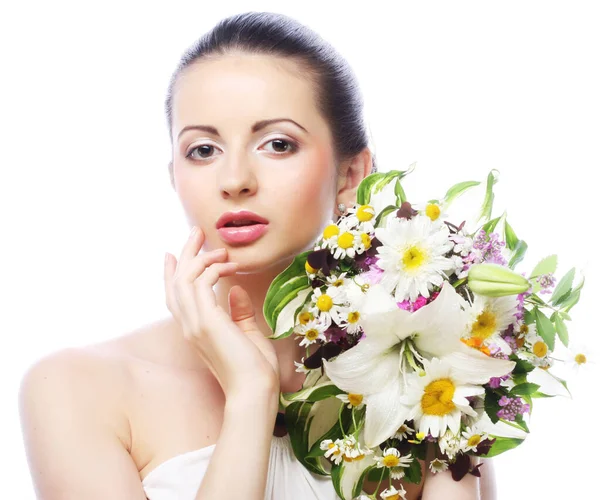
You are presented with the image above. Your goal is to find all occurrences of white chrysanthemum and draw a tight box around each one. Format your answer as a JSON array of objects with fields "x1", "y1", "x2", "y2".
[
  {"x1": 464, "y1": 294, "x2": 519, "y2": 355},
  {"x1": 429, "y1": 458, "x2": 449, "y2": 474},
  {"x1": 413, "y1": 201, "x2": 449, "y2": 225},
  {"x1": 296, "y1": 318, "x2": 327, "y2": 348},
  {"x1": 401, "y1": 358, "x2": 484, "y2": 438},
  {"x1": 393, "y1": 423, "x2": 415, "y2": 441},
  {"x1": 374, "y1": 448, "x2": 413, "y2": 480},
  {"x1": 438, "y1": 429, "x2": 461, "y2": 460},
  {"x1": 325, "y1": 271, "x2": 351, "y2": 288},
  {"x1": 294, "y1": 357, "x2": 310, "y2": 374},
  {"x1": 380, "y1": 484, "x2": 407, "y2": 500},
  {"x1": 460, "y1": 426, "x2": 489, "y2": 452},
  {"x1": 374, "y1": 213, "x2": 455, "y2": 302},
  {"x1": 308, "y1": 286, "x2": 348, "y2": 329},
  {"x1": 336, "y1": 392, "x2": 365, "y2": 410},
  {"x1": 320, "y1": 438, "x2": 344, "y2": 465},
  {"x1": 565, "y1": 342, "x2": 595, "y2": 374},
  {"x1": 345, "y1": 203, "x2": 377, "y2": 233}
]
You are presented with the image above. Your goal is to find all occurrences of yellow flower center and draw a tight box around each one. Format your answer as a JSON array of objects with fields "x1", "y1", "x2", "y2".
[
  {"x1": 398, "y1": 425, "x2": 408, "y2": 433},
  {"x1": 298, "y1": 311, "x2": 313, "y2": 325},
  {"x1": 328, "y1": 443, "x2": 336, "y2": 450},
  {"x1": 425, "y1": 203, "x2": 441, "y2": 221},
  {"x1": 520, "y1": 324, "x2": 529, "y2": 334},
  {"x1": 343, "y1": 455, "x2": 353, "y2": 462},
  {"x1": 348, "y1": 393, "x2": 363, "y2": 406},
  {"x1": 347, "y1": 311, "x2": 360, "y2": 323},
  {"x1": 323, "y1": 224, "x2": 340, "y2": 239},
  {"x1": 305, "y1": 260, "x2": 318, "y2": 274},
  {"x1": 421, "y1": 378, "x2": 456, "y2": 416},
  {"x1": 316, "y1": 294, "x2": 333, "y2": 311},
  {"x1": 357, "y1": 204, "x2": 375, "y2": 221},
  {"x1": 471, "y1": 310, "x2": 497, "y2": 340},
  {"x1": 353, "y1": 453, "x2": 365, "y2": 461},
  {"x1": 575, "y1": 353, "x2": 587, "y2": 365},
  {"x1": 382, "y1": 454, "x2": 400, "y2": 468},
  {"x1": 331, "y1": 279, "x2": 344, "y2": 287},
  {"x1": 386, "y1": 495, "x2": 400, "y2": 500},
  {"x1": 467, "y1": 435, "x2": 482, "y2": 447},
  {"x1": 402, "y1": 245, "x2": 427, "y2": 272},
  {"x1": 305, "y1": 328, "x2": 320, "y2": 341},
  {"x1": 533, "y1": 341, "x2": 548, "y2": 358},
  {"x1": 360, "y1": 232, "x2": 372, "y2": 249},
  {"x1": 338, "y1": 232, "x2": 355, "y2": 249}
]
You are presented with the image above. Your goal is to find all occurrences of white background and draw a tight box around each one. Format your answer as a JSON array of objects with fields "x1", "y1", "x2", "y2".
[{"x1": 2, "y1": 1, "x2": 598, "y2": 498}]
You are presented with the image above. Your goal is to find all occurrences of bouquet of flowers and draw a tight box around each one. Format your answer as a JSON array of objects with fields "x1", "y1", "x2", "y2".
[{"x1": 263, "y1": 164, "x2": 586, "y2": 500}]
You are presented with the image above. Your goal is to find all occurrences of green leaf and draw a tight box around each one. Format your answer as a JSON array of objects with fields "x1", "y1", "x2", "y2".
[
  {"x1": 283, "y1": 382, "x2": 345, "y2": 404},
  {"x1": 534, "y1": 308, "x2": 556, "y2": 351},
  {"x1": 263, "y1": 251, "x2": 312, "y2": 338},
  {"x1": 374, "y1": 204, "x2": 398, "y2": 229},
  {"x1": 508, "y1": 239, "x2": 528, "y2": 269},
  {"x1": 394, "y1": 177, "x2": 407, "y2": 205},
  {"x1": 484, "y1": 390, "x2": 502, "y2": 424},
  {"x1": 330, "y1": 462, "x2": 344, "y2": 499},
  {"x1": 442, "y1": 180, "x2": 481, "y2": 207},
  {"x1": 554, "y1": 314, "x2": 569, "y2": 347},
  {"x1": 481, "y1": 215, "x2": 503, "y2": 235},
  {"x1": 484, "y1": 437, "x2": 525, "y2": 458},
  {"x1": 504, "y1": 219, "x2": 519, "y2": 251},
  {"x1": 478, "y1": 169, "x2": 500, "y2": 223},
  {"x1": 509, "y1": 383, "x2": 540, "y2": 397},
  {"x1": 531, "y1": 390, "x2": 554, "y2": 398},
  {"x1": 357, "y1": 165, "x2": 415, "y2": 205},
  {"x1": 404, "y1": 456, "x2": 423, "y2": 484},
  {"x1": 550, "y1": 267, "x2": 576, "y2": 306},
  {"x1": 285, "y1": 401, "x2": 327, "y2": 475},
  {"x1": 352, "y1": 465, "x2": 377, "y2": 499},
  {"x1": 530, "y1": 255, "x2": 558, "y2": 279},
  {"x1": 512, "y1": 356, "x2": 535, "y2": 375},
  {"x1": 557, "y1": 274, "x2": 585, "y2": 312}
]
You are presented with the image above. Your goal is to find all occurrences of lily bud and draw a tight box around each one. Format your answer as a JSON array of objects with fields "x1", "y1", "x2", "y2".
[{"x1": 468, "y1": 263, "x2": 531, "y2": 297}]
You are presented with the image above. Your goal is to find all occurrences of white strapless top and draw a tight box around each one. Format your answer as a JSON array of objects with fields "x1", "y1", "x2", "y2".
[{"x1": 141, "y1": 433, "x2": 339, "y2": 499}]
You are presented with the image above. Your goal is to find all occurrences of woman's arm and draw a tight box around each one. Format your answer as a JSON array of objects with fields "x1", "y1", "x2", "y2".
[
  {"x1": 193, "y1": 382, "x2": 279, "y2": 500},
  {"x1": 19, "y1": 349, "x2": 147, "y2": 500}
]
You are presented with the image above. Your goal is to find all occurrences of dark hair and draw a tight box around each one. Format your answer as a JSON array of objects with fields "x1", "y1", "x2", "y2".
[{"x1": 164, "y1": 11, "x2": 377, "y2": 174}]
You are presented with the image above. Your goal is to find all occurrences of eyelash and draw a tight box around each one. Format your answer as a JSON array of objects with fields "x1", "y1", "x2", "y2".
[{"x1": 185, "y1": 138, "x2": 299, "y2": 161}]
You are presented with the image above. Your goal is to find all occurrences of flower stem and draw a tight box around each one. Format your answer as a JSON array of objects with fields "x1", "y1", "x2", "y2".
[{"x1": 339, "y1": 403, "x2": 347, "y2": 438}]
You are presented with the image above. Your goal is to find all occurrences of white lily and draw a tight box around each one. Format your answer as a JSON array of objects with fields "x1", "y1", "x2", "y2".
[{"x1": 323, "y1": 281, "x2": 515, "y2": 447}]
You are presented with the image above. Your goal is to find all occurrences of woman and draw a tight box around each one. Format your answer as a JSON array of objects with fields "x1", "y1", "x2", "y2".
[{"x1": 19, "y1": 11, "x2": 494, "y2": 500}]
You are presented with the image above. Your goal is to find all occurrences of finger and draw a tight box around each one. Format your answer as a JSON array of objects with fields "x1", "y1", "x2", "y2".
[
  {"x1": 181, "y1": 248, "x2": 229, "y2": 284},
  {"x1": 194, "y1": 262, "x2": 240, "y2": 314},
  {"x1": 179, "y1": 226, "x2": 206, "y2": 267}
]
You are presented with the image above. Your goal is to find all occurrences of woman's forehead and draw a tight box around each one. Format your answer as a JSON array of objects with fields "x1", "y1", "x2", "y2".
[{"x1": 171, "y1": 54, "x2": 327, "y2": 137}]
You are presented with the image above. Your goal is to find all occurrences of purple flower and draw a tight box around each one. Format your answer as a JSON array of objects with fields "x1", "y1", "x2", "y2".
[
  {"x1": 497, "y1": 396, "x2": 530, "y2": 421},
  {"x1": 536, "y1": 273, "x2": 557, "y2": 295}
]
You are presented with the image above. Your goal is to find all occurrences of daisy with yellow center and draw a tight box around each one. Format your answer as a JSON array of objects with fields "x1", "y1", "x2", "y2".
[
  {"x1": 428, "y1": 458, "x2": 449, "y2": 474},
  {"x1": 401, "y1": 358, "x2": 485, "y2": 438},
  {"x1": 374, "y1": 447, "x2": 413, "y2": 480},
  {"x1": 320, "y1": 438, "x2": 344, "y2": 465},
  {"x1": 565, "y1": 343, "x2": 595, "y2": 373},
  {"x1": 461, "y1": 426, "x2": 489, "y2": 452},
  {"x1": 346, "y1": 203, "x2": 377, "y2": 233},
  {"x1": 463, "y1": 293, "x2": 519, "y2": 355},
  {"x1": 393, "y1": 423, "x2": 415, "y2": 441},
  {"x1": 296, "y1": 317, "x2": 327, "y2": 348},
  {"x1": 374, "y1": 213, "x2": 455, "y2": 302},
  {"x1": 309, "y1": 286, "x2": 348, "y2": 329},
  {"x1": 336, "y1": 392, "x2": 365, "y2": 410},
  {"x1": 380, "y1": 485, "x2": 407, "y2": 500}
]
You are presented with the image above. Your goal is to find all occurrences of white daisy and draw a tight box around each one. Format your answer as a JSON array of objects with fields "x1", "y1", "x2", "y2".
[
  {"x1": 429, "y1": 458, "x2": 449, "y2": 473},
  {"x1": 294, "y1": 357, "x2": 310, "y2": 374},
  {"x1": 460, "y1": 426, "x2": 489, "y2": 452},
  {"x1": 413, "y1": 201, "x2": 449, "y2": 225},
  {"x1": 392, "y1": 423, "x2": 415, "y2": 441},
  {"x1": 401, "y1": 358, "x2": 485, "y2": 438},
  {"x1": 438, "y1": 429, "x2": 461, "y2": 460},
  {"x1": 380, "y1": 484, "x2": 407, "y2": 500},
  {"x1": 326, "y1": 271, "x2": 351, "y2": 289},
  {"x1": 336, "y1": 392, "x2": 365, "y2": 410},
  {"x1": 296, "y1": 318, "x2": 327, "y2": 348},
  {"x1": 308, "y1": 286, "x2": 348, "y2": 329},
  {"x1": 320, "y1": 438, "x2": 344, "y2": 465},
  {"x1": 374, "y1": 447, "x2": 413, "y2": 480},
  {"x1": 464, "y1": 294, "x2": 519, "y2": 355},
  {"x1": 375, "y1": 213, "x2": 455, "y2": 302},
  {"x1": 564, "y1": 342, "x2": 595, "y2": 374},
  {"x1": 345, "y1": 203, "x2": 377, "y2": 233}
]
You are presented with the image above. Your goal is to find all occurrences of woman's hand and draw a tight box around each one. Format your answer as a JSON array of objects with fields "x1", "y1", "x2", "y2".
[{"x1": 164, "y1": 226, "x2": 280, "y2": 399}]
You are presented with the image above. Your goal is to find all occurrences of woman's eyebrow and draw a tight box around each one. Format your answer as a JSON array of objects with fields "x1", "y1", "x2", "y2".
[{"x1": 177, "y1": 118, "x2": 308, "y2": 140}]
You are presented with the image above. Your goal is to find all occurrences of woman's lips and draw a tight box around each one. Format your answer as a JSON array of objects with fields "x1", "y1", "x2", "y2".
[{"x1": 217, "y1": 223, "x2": 269, "y2": 244}]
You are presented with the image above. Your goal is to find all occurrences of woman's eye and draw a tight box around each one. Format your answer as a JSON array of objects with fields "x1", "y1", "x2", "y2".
[
  {"x1": 263, "y1": 138, "x2": 298, "y2": 154},
  {"x1": 186, "y1": 144, "x2": 219, "y2": 161}
]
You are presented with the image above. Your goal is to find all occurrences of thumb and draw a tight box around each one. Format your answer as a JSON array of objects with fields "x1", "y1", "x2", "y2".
[{"x1": 228, "y1": 285, "x2": 260, "y2": 334}]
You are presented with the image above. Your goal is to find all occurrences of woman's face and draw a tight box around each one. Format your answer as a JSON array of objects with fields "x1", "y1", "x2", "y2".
[{"x1": 170, "y1": 52, "x2": 340, "y2": 273}]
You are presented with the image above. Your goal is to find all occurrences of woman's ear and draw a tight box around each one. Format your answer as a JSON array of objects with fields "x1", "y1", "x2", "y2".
[{"x1": 336, "y1": 147, "x2": 373, "y2": 208}]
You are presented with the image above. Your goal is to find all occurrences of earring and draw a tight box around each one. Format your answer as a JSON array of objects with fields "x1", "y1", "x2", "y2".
[{"x1": 337, "y1": 202, "x2": 347, "y2": 215}]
